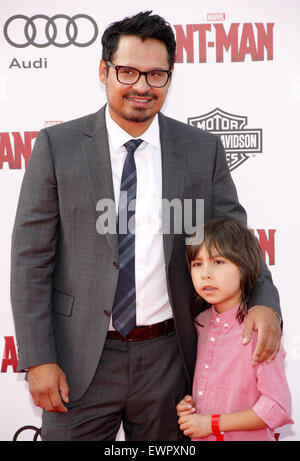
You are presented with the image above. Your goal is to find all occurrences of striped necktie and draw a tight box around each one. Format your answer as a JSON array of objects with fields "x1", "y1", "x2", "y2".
[{"x1": 112, "y1": 138, "x2": 143, "y2": 337}]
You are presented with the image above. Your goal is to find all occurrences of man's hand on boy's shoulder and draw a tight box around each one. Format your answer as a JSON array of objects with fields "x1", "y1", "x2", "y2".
[{"x1": 242, "y1": 305, "x2": 282, "y2": 366}]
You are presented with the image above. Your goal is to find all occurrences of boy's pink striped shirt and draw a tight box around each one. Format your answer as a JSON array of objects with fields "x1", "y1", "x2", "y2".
[{"x1": 192, "y1": 304, "x2": 293, "y2": 441}]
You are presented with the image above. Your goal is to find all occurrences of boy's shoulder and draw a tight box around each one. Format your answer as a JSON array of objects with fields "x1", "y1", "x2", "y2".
[{"x1": 195, "y1": 307, "x2": 212, "y2": 327}]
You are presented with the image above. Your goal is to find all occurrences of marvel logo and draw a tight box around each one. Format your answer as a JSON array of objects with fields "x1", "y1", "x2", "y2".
[
  {"x1": 207, "y1": 13, "x2": 225, "y2": 21},
  {"x1": 45, "y1": 121, "x2": 63, "y2": 128}
]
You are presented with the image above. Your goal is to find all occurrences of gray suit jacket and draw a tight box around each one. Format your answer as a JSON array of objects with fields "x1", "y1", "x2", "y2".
[{"x1": 11, "y1": 105, "x2": 280, "y2": 400}]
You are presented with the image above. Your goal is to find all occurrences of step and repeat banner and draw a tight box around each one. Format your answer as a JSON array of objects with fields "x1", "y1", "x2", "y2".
[{"x1": 1, "y1": 0, "x2": 299, "y2": 441}]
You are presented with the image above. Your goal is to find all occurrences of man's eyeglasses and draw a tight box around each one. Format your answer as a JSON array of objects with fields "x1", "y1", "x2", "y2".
[{"x1": 107, "y1": 61, "x2": 172, "y2": 88}]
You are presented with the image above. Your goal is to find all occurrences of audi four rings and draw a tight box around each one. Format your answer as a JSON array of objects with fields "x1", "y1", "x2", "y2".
[{"x1": 4, "y1": 14, "x2": 98, "y2": 47}]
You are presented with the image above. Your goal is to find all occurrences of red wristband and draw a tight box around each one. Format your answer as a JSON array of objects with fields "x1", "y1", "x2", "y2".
[{"x1": 211, "y1": 414, "x2": 224, "y2": 441}]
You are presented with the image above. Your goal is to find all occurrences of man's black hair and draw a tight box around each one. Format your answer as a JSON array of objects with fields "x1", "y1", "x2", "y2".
[{"x1": 101, "y1": 11, "x2": 176, "y2": 69}]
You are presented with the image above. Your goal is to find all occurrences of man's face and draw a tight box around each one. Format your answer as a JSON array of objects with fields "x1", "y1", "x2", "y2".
[{"x1": 99, "y1": 35, "x2": 172, "y2": 134}]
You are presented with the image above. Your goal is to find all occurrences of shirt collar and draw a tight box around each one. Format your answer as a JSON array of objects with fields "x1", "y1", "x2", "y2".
[
  {"x1": 105, "y1": 105, "x2": 160, "y2": 152},
  {"x1": 211, "y1": 303, "x2": 241, "y2": 332}
]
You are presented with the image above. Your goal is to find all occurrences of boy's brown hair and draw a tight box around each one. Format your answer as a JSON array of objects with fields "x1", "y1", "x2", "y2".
[{"x1": 185, "y1": 217, "x2": 263, "y2": 323}]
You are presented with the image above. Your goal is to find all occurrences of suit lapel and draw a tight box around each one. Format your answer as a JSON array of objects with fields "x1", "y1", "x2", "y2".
[
  {"x1": 81, "y1": 105, "x2": 118, "y2": 258},
  {"x1": 159, "y1": 113, "x2": 185, "y2": 268}
]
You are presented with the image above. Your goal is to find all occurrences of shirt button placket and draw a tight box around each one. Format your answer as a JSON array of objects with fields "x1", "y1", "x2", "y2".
[
  {"x1": 197, "y1": 322, "x2": 220, "y2": 403},
  {"x1": 206, "y1": 319, "x2": 221, "y2": 364}
]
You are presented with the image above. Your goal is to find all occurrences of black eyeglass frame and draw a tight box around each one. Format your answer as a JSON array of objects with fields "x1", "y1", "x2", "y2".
[{"x1": 106, "y1": 61, "x2": 172, "y2": 88}]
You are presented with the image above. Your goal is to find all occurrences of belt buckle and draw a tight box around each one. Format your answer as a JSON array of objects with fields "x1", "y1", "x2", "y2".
[
  {"x1": 122, "y1": 325, "x2": 151, "y2": 342},
  {"x1": 122, "y1": 336, "x2": 135, "y2": 342},
  {"x1": 121, "y1": 331, "x2": 139, "y2": 342}
]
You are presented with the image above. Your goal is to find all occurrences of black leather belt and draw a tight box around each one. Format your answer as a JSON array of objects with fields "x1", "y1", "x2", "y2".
[{"x1": 107, "y1": 318, "x2": 175, "y2": 342}]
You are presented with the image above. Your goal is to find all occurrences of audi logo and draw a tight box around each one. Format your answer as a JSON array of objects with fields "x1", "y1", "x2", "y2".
[
  {"x1": 4, "y1": 14, "x2": 98, "y2": 48},
  {"x1": 13, "y1": 425, "x2": 41, "y2": 441}
]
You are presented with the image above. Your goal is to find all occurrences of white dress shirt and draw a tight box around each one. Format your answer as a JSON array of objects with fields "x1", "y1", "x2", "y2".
[{"x1": 105, "y1": 107, "x2": 172, "y2": 328}]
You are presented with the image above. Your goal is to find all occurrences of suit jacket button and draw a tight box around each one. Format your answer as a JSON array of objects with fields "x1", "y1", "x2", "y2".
[
  {"x1": 113, "y1": 261, "x2": 119, "y2": 269},
  {"x1": 103, "y1": 309, "x2": 111, "y2": 317}
]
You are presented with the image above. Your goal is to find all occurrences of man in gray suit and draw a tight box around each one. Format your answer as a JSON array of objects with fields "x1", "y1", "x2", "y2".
[{"x1": 11, "y1": 11, "x2": 282, "y2": 441}]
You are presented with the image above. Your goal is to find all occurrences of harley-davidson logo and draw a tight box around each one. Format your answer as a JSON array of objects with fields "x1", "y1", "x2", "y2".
[{"x1": 188, "y1": 108, "x2": 263, "y2": 171}]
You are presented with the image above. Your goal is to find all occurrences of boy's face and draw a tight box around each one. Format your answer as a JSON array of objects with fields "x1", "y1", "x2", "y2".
[{"x1": 190, "y1": 244, "x2": 242, "y2": 314}]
